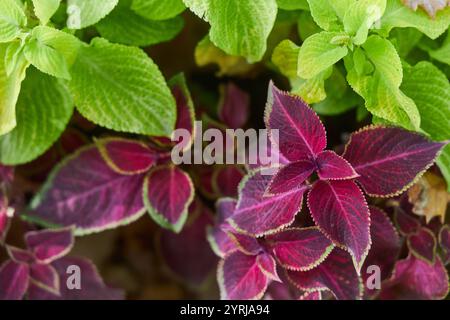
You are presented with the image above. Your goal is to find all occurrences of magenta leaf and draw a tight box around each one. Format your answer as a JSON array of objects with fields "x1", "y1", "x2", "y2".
[
  {"x1": 299, "y1": 291, "x2": 322, "y2": 300},
  {"x1": 29, "y1": 263, "x2": 60, "y2": 295},
  {"x1": 96, "y1": 138, "x2": 157, "y2": 175},
  {"x1": 256, "y1": 253, "x2": 280, "y2": 282},
  {"x1": 0, "y1": 260, "x2": 29, "y2": 300},
  {"x1": 207, "y1": 198, "x2": 238, "y2": 257},
  {"x1": 439, "y1": 226, "x2": 450, "y2": 265},
  {"x1": 143, "y1": 165, "x2": 194, "y2": 232},
  {"x1": 6, "y1": 245, "x2": 35, "y2": 264},
  {"x1": 246, "y1": 137, "x2": 289, "y2": 170},
  {"x1": 25, "y1": 227, "x2": 74, "y2": 264},
  {"x1": 379, "y1": 255, "x2": 449, "y2": 300},
  {"x1": 212, "y1": 166, "x2": 245, "y2": 197},
  {"x1": 28, "y1": 256, "x2": 124, "y2": 300},
  {"x1": 287, "y1": 249, "x2": 363, "y2": 300},
  {"x1": 363, "y1": 207, "x2": 400, "y2": 282},
  {"x1": 393, "y1": 207, "x2": 421, "y2": 236},
  {"x1": 265, "y1": 82, "x2": 326, "y2": 162},
  {"x1": 316, "y1": 150, "x2": 358, "y2": 180},
  {"x1": 159, "y1": 200, "x2": 218, "y2": 287},
  {"x1": 266, "y1": 160, "x2": 315, "y2": 195},
  {"x1": 218, "y1": 83, "x2": 250, "y2": 129},
  {"x1": 227, "y1": 232, "x2": 262, "y2": 255},
  {"x1": 407, "y1": 227, "x2": 437, "y2": 264},
  {"x1": 342, "y1": 126, "x2": 447, "y2": 197},
  {"x1": 218, "y1": 250, "x2": 268, "y2": 300},
  {"x1": 308, "y1": 180, "x2": 370, "y2": 272},
  {"x1": 266, "y1": 227, "x2": 334, "y2": 271},
  {"x1": 27, "y1": 146, "x2": 146, "y2": 235},
  {"x1": 230, "y1": 169, "x2": 306, "y2": 236},
  {"x1": 153, "y1": 73, "x2": 195, "y2": 149}
]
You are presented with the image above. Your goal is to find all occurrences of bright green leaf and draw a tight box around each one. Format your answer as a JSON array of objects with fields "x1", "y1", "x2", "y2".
[
  {"x1": 96, "y1": 4, "x2": 184, "y2": 47},
  {"x1": 380, "y1": 0, "x2": 450, "y2": 39},
  {"x1": 69, "y1": 38, "x2": 176, "y2": 136},
  {"x1": 272, "y1": 39, "x2": 299, "y2": 79},
  {"x1": 276, "y1": 0, "x2": 309, "y2": 10},
  {"x1": 306, "y1": 0, "x2": 352, "y2": 31},
  {"x1": 32, "y1": 0, "x2": 61, "y2": 24},
  {"x1": 0, "y1": 44, "x2": 29, "y2": 135},
  {"x1": 182, "y1": 0, "x2": 209, "y2": 21},
  {"x1": 207, "y1": 0, "x2": 278, "y2": 63},
  {"x1": 389, "y1": 27, "x2": 423, "y2": 57},
  {"x1": 24, "y1": 26, "x2": 81, "y2": 80},
  {"x1": 131, "y1": 0, "x2": 185, "y2": 20},
  {"x1": 297, "y1": 31, "x2": 348, "y2": 79},
  {"x1": 67, "y1": 0, "x2": 119, "y2": 29},
  {"x1": 401, "y1": 61, "x2": 450, "y2": 190},
  {"x1": 0, "y1": 68, "x2": 73, "y2": 164},
  {"x1": 292, "y1": 67, "x2": 332, "y2": 103},
  {"x1": 0, "y1": 0, "x2": 27, "y2": 43},
  {"x1": 343, "y1": 0, "x2": 386, "y2": 45},
  {"x1": 428, "y1": 32, "x2": 450, "y2": 65}
]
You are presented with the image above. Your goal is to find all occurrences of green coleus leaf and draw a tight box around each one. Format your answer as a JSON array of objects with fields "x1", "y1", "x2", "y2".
[
  {"x1": 67, "y1": 0, "x2": 119, "y2": 29},
  {"x1": 297, "y1": 11, "x2": 321, "y2": 41},
  {"x1": 306, "y1": 0, "x2": 352, "y2": 31},
  {"x1": 389, "y1": 27, "x2": 423, "y2": 57},
  {"x1": 343, "y1": 0, "x2": 386, "y2": 45},
  {"x1": 207, "y1": 0, "x2": 278, "y2": 62},
  {"x1": 69, "y1": 38, "x2": 176, "y2": 136},
  {"x1": 0, "y1": 43, "x2": 29, "y2": 136},
  {"x1": 24, "y1": 27, "x2": 81, "y2": 80},
  {"x1": 272, "y1": 39, "x2": 299, "y2": 79},
  {"x1": 292, "y1": 67, "x2": 332, "y2": 104},
  {"x1": 0, "y1": 68, "x2": 73, "y2": 165},
  {"x1": 380, "y1": 0, "x2": 450, "y2": 39},
  {"x1": 427, "y1": 32, "x2": 450, "y2": 65},
  {"x1": 346, "y1": 35, "x2": 420, "y2": 130},
  {"x1": 182, "y1": 0, "x2": 209, "y2": 21},
  {"x1": 96, "y1": 3, "x2": 184, "y2": 47},
  {"x1": 32, "y1": 0, "x2": 61, "y2": 24},
  {"x1": 0, "y1": 0, "x2": 27, "y2": 43},
  {"x1": 297, "y1": 31, "x2": 349, "y2": 79},
  {"x1": 131, "y1": 0, "x2": 186, "y2": 20},
  {"x1": 401, "y1": 61, "x2": 450, "y2": 190},
  {"x1": 276, "y1": 0, "x2": 309, "y2": 10}
]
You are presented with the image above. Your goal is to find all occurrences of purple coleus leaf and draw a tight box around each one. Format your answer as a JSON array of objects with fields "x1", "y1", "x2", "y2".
[
  {"x1": 256, "y1": 253, "x2": 280, "y2": 282},
  {"x1": 378, "y1": 254, "x2": 449, "y2": 300},
  {"x1": 227, "y1": 231, "x2": 262, "y2": 255},
  {"x1": 218, "y1": 83, "x2": 250, "y2": 129},
  {"x1": 230, "y1": 169, "x2": 307, "y2": 236},
  {"x1": 96, "y1": 138, "x2": 157, "y2": 175},
  {"x1": 208, "y1": 198, "x2": 239, "y2": 258},
  {"x1": 143, "y1": 165, "x2": 194, "y2": 233},
  {"x1": 286, "y1": 248, "x2": 363, "y2": 300},
  {"x1": 363, "y1": 207, "x2": 400, "y2": 282},
  {"x1": 393, "y1": 207, "x2": 421, "y2": 236},
  {"x1": 29, "y1": 263, "x2": 60, "y2": 295},
  {"x1": 315, "y1": 150, "x2": 358, "y2": 180},
  {"x1": 407, "y1": 227, "x2": 437, "y2": 264},
  {"x1": 153, "y1": 73, "x2": 196, "y2": 149},
  {"x1": 211, "y1": 166, "x2": 245, "y2": 198},
  {"x1": 218, "y1": 250, "x2": 269, "y2": 300},
  {"x1": 342, "y1": 126, "x2": 447, "y2": 197},
  {"x1": 0, "y1": 260, "x2": 29, "y2": 300},
  {"x1": 27, "y1": 146, "x2": 146, "y2": 235},
  {"x1": 308, "y1": 179, "x2": 370, "y2": 273},
  {"x1": 25, "y1": 227, "x2": 74, "y2": 264},
  {"x1": 265, "y1": 82, "x2": 326, "y2": 162},
  {"x1": 28, "y1": 256, "x2": 124, "y2": 300},
  {"x1": 266, "y1": 227, "x2": 334, "y2": 271},
  {"x1": 299, "y1": 291, "x2": 322, "y2": 300},
  {"x1": 159, "y1": 199, "x2": 218, "y2": 287},
  {"x1": 266, "y1": 160, "x2": 315, "y2": 195},
  {"x1": 439, "y1": 226, "x2": 450, "y2": 265}
]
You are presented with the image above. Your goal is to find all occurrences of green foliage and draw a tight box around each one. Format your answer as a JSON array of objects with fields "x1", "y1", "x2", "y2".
[
  {"x1": 32, "y1": 0, "x2": 61, "y2": 24},
  {"x1": 131, "y1": 0, "x2": 186, "y2": 20},
  {"x1": 67, "y1": 0, "x2": 119, "y2": 29},
  {"x1": 0, "y1": 67, "x2": 73, "y2": 164}
]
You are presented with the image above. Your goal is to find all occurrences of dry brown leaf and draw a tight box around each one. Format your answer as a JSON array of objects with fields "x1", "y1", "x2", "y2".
[
  {"x1": 408, "y1": 171, "x2": 450, "y2": 223},
  {"x1": 402, "y1": 0, "x2": 449, "y2": 18}
]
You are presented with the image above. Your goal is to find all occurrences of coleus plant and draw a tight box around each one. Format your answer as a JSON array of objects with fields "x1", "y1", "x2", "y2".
[
  {"x1": 208, "y1": 83, "x2": 448, "y2": 300},
  {"x1": 0, "y1": 227, "x2": 123, "y2": 300}
]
